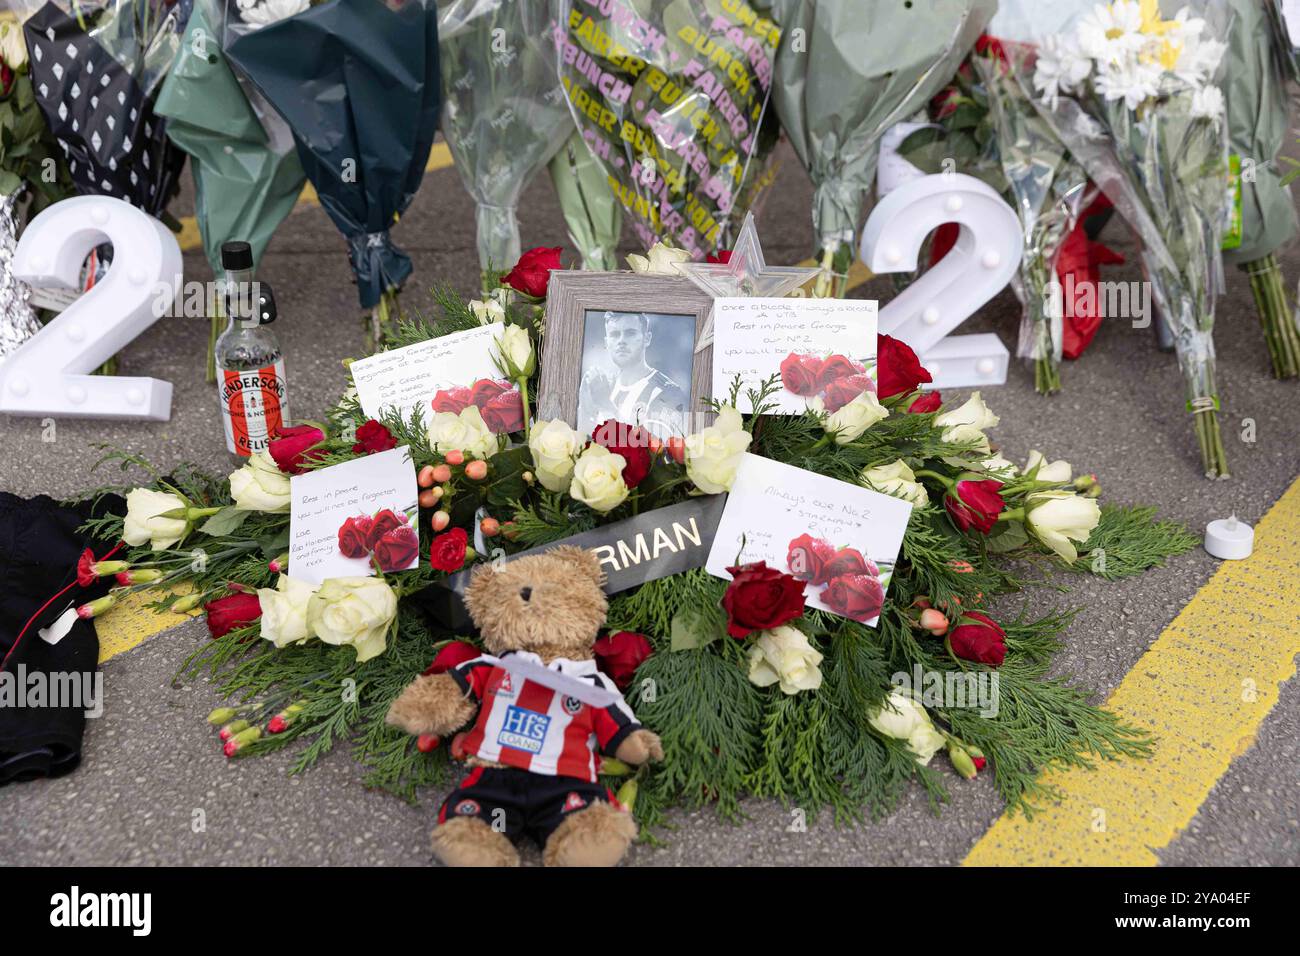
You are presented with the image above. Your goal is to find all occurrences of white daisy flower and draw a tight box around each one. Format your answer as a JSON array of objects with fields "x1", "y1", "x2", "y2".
[
  {"x1": 1077, "y1": 1, "x2": 1145, "y2": 64},
  {"x1": 1189, "y1": 85, "x2": 1225, "y2": 120},
  {"x1": 1034, "y1": 33, "x2": 1093, "y2": 107}
]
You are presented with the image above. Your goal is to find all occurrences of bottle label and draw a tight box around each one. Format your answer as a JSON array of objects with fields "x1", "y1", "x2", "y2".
[{"x1": 220, "y1": 361, "x2": 289, "y2": 456}]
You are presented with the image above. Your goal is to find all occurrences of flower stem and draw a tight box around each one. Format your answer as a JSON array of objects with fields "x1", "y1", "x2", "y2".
[
  {"x1": 517, "y1": 376, "x2": 531, "y2": 442},
  {"x1": 1244, "y1": 255, "x2": 1300, "y2": 379}
]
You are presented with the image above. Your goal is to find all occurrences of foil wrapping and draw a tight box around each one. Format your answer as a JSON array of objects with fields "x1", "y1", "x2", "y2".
[{"x1": 0, "y1": 190, "x2": 42, "y2": 363}]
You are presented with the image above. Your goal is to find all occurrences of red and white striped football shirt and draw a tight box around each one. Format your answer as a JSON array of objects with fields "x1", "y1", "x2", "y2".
[{"x1": 450, "y1": 653, "x2": 642, "y2": 782}]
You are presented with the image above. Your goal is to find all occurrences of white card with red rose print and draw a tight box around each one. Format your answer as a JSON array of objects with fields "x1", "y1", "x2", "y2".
[
  {"x1": 705, "y1": 454, "x2": 912, "y2": 627},
  {"x1": 711, "y1": 297, "x2": 878, "y2": 415},
  {"x1": 289, "y1": 446, "x2": 420, "y2": 585},
  {"x1": 349, "y1": 324, "x2": 522, "y2": 433}
]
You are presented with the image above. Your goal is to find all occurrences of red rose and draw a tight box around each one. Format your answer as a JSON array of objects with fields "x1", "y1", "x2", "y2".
[
  {"x1": 593, "y1": 631, "x2": 653, "y2": 690},
  {"x1": 786, "y1": 534, "x2": 837, "y2": 585},
  {"x1": 820, "y1": 547, "x2": 878, "y2": 584},
  {"x1": 429, "y1": 527, "x2": 469, "y2": 572},
  {"x1": 821, "y1": 573, "x2": 885, "y2": 623},
  {"x1": 338, "y1": 515, "x2": 375, "y2": 558},
  {"x1": 373, "y1": 524, "x2": 420, "y2": 572},
  {"x1": 469, "y1": 378, "x2": 512, "y2": 409},
  {"x1": 1, "y1": 65, "x2": 12, "y2": 98},
  {"x1": 204, "y1": 592, "x2": 262, "y2": 639},
  {"x1": 948, "y1": 611, "x2": 1007, "y2": 666},
  {"x1": 972, "y1": 756, "x2": 987, "y2": 771},
  {"x1": 591, "y1": 419, "x2": 653, "y2": 488},
  {"x1": 422, "y1": 640, "x2": 481, "y2": 676},
  {"x1": 77, "y1": 548, "x2": 98, "y2": 588},
  {"x1": 480, "y1": 388, "x2": 525, "y2": 435},
  {"x1": 352, "y1": 419, "x2": 397, "y2": 455},
  {"x1": 706, "y1": 249, "x2": 732, "y2": 264},
  {"x1": 502, "y1": 246, "x2": 562, "y2": 298},
  {"x1": 368, "y1": 509, "x2": 407, "y2": 548},
  {"x1": 268, "y1": 424, "x2": 325, "y2": 475},
  {"x1": 431, "y1": 386, "x2": 474, "y2": 415},
  {"x1": 908, "y1": 391, "x2": 942, "y2": 414},
  {"x1": 822, "y1": 374, "x2": 874, "y2": 413},
  {"x1": 877, "y1": 334, "x2": 933, "y2": 399},
  {"x1": 817, "y1": 355, "x2": 865, "y2": 390},
  {"x1": 780, "y1": 353, "x2": 826, "y2": 397},
  {"x1": 721, "y1": 561, "x2": 806, "y2": 639},
  {"x1": 944, "y1": 478, "x2": 1005, "y2": 535}
]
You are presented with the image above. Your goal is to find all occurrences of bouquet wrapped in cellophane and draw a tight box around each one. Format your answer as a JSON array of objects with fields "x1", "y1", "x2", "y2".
[
  {"x1": 973, "y1": 44, "x2": 1093, "y2": 395},
  {"x1": 1026, "y1": 0, "x2": 1233, "y2": 477}
]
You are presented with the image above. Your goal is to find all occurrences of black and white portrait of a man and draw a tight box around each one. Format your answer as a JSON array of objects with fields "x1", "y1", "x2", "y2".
[{"x1": 576, "y1": 309, "x2": 694, "y2": 440}]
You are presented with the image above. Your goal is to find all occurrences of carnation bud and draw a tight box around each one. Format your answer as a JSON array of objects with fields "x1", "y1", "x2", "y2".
[
  {"x1": 431, "y1": 464, "x2": 452, "y2": 483},
  {"x1": 600, "y1": 757, "x2": 633, "y2": 777},
  {"x1": 267, "y1": 702, "x2": 305, "y2": 734},
  {"x1": 75, "y1": 595, "x2": 116, "y2": 619},
  {"x1": 616, "y1": 778, "x2": 638, "y2": 813},
  {"x1": 91, "y1": 560, "x2": 130, "y2": 578},
  {"x1": 116, "y1": 568, "x2": 163, "y2": 586},
  {"x1": 416, "y1": 734, "x2": 440, "y2": 753},
  {"x1": 948, "y1": 742, "x2": 978, "y2": 779},
  {"x1": 219, "y1": 719, "x2": 249, "y2": 742},
  {"x1": 444, "y1": 450, "x2": 465, "y2": 467},
  {"x1": 465, "y1": 459, "x2": 488, "y2": 481},
  {"x1": 207, "y1": 707, "x2": 237, "y2": 726},
  {"x1": 269, "y1": 553, "x2": 291, "y2": 574},
  {"x1": 172, "y1": 592, "x2": 204, "y2": 613},
  {"x1": 1072, "y1": 473, "x2": 1100, "y2": 495},
  {"x1": 223, "y1": 726, "x2": 261, "y2": 757}
]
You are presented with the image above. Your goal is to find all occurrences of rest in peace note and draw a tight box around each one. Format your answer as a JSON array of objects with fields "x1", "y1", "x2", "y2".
[
  {"x1": 705, "y1": 454, "x2": 912, "y2": 627},
  {"x1": 349, "y1": 324, "x2": 502, "y2": 423},
  {"x1": 711, "y1": 297, "x2": 878, "y2": 414},
  {"x1": 289, "y1": 446, "x2": 420, "y2": 585}
]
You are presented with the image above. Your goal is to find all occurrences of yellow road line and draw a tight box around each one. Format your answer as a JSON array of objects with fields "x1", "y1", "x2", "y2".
[
  {"x1": 177, "y1": 141, "x2": 456, "y2": 253},
  {"x1": 965, "y1": 476, "x2": 1300, "y2": 866},
  {"x1": 97, "y1": 589, "x2": 196, "y2": 665}
]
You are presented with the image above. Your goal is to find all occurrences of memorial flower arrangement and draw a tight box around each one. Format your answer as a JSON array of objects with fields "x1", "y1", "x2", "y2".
[{"x1": 74, "y1": 245, "x2": 1197, "y2": 829}]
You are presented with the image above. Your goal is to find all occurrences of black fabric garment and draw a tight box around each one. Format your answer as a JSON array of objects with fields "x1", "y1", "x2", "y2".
[{"x1": 0, "y1": 492, "x2": 123, "y2": 785}]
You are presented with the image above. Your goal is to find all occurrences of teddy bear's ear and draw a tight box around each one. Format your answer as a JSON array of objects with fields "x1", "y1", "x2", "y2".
[
  {"x1": 547, "y1": 546, "x2": 605, "y2": 588},
  {"x1": 462, "y1": 560, "x2": 499, "y2": 622}
]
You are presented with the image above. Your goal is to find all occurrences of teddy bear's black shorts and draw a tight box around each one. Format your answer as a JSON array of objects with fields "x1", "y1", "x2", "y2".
[{"x1": 439, "y1": 766, "x2": 620, "y2": 845}]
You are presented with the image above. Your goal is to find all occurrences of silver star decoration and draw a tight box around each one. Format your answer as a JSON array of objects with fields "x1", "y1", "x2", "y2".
[{"x1": 676, "y1": 212, "x2": 821, "y2": 353}]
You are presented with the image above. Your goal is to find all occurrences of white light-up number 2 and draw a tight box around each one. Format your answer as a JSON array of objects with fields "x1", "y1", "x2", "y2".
[
  {"x1": 860, "y1": 173, "x2": 1022, "y2": 390},
  {"x1": 1, "y1": 196, "x2": 180, "y2": 421}
]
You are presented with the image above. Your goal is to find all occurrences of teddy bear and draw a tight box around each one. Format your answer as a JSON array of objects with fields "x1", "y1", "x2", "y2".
[{"x1": 386, "y1": 545, "x2": 663, "y2": 866}]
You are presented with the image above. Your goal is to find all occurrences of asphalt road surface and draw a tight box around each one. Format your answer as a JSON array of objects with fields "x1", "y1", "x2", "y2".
[{"x1": 1, "y1": 140, "x2": 1297, "y2": 866}]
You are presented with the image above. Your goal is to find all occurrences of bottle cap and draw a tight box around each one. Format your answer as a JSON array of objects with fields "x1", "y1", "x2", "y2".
[
  {"x1": 1204, "y1": 515, "x2": 1254, "y2": 561},
  {"x1": 221, "y1": 241, "x2": 254, "y2": 272}
]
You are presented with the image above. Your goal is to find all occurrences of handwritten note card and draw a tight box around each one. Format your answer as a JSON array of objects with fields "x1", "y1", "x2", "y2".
[
  {"x1": 349, "y1": 325, "x2": 501, "y2": 423},
  {"x1": 289, "y1": 446, "x2": 420, "y2": 585},
  {"x1": 706, "y1": 454, "x2": 912, "y2": 627},
  {"x1": 711, "y1": 297, "x2": 877, "y2": 414}
]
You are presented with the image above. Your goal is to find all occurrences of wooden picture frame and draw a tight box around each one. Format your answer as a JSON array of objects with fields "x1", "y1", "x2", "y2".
[{"x1": 538, "y1": 271, "x2": 715, "y2": 438}]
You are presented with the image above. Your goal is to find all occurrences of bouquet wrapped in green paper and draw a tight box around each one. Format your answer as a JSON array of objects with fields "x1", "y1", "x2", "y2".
[{"x1": 761, "y1": 0, "x2": 995, "y2": 297}]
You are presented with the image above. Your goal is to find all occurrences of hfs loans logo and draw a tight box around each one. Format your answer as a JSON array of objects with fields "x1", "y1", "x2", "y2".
[{"x1": 49, "y1": 886, "x2": 151, "y2": 936}]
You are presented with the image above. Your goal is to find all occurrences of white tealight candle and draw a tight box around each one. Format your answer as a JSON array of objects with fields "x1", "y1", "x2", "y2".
[{"x1": 1204, "y1": 515, "x2": 1254, "y2": 561}]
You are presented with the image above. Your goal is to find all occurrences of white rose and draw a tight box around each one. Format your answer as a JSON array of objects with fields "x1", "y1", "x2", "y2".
[
  {"x1": 1025, "y1": 490, "x2": 1101, "y2": 562},
  {"x1": 306, "y1": 577, "x2": 398, "y2": 663},
  {"x1": 468, "y1": 298, "x2": 506, "y2": 325},
  {"x1": 685, "y1": 405, "x2": 752, "y2": 494},
  {"x1": 427, "y1": 405, "x2": 499, "y2": 460},
  {"x1": 528, "y1": 419, "x2": 582, "y2": 493},
  {"x1": 868, "y1": 689, "x2": 946, "y2": 766},
  {"x1": 935, "y1": 391, "x2": 999, "y2": 453},
  {"x1": 747, "y1": 626, "x2": 824, "y2": 696},
  {"x1": 0, "y1": 19, "x2": 27, "y2": 70},
  {"x1": 493, "y1": 324, "x2": 535, "y2": 378},
  {"x1": 860, "y1": 459, "x2": 929, "y2": 508},
  {"x1": 1025, "y1": 449, "x2": 1072, "y2": 484},
  {"x1": 569, "y1": 444, "x2": 629, "y2": 512},
  {"x1": 823, "y1": 389, "x2": 888, "y2": 444},
  {"x1": 122, "y1": 488, "x2": 188, "y2": 551},
  {"x1": 229, "y1": 451, "x2": 292, "y2": 513},
  {"x1": 980, "y1": 454, "x2": 1019, "y2": 479},
  {"x1": 257, "y1": 575, "x2": 320, "y2": 648},
  {"x1": 626, "y1": 241, "x2": 692, "y2": 275}
]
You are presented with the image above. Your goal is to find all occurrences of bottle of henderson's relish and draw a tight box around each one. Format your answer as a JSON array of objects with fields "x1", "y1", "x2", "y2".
[{"x1": 214, "y1": 241, "x2": 288, "y2": 456}]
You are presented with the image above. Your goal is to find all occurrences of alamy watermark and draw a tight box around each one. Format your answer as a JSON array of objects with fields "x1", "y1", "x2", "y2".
[
  {"x1": 0, "y1": 664, "x2": 103, "y2": 718},
  {"x1": 891, "y1": 664, "x2": 999, "y2": 718}
]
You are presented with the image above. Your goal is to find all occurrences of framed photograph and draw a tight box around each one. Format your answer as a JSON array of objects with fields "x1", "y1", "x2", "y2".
[{"x1": 538, "y1": 271, "x2": 715, "y2": 440}]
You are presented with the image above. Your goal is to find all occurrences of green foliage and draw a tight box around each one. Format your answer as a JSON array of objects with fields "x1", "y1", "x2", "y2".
[
  {"x1": 1073, "y1": 504, "x2": 1199, "y2": 580},
  {"x1": 0, "y1": 69, "x2": 75, "y2": 211}
]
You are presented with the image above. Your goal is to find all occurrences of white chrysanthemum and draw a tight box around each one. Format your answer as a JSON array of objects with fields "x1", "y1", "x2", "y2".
[
  {"x1": 1034, "y1": 33, "x2": 1092, "y2": 107},
  {"x1": 1189, "y1": 85, "x2": 1225, "y2": 121},
  {"x1": 1076, "y1": 1, "x2": 1145, "y2": 63},
  {"x1": 1095, "y1": 57, "x2": 1161, "y2": 110}
]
